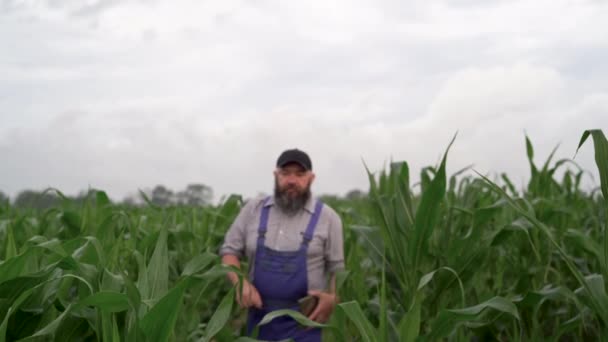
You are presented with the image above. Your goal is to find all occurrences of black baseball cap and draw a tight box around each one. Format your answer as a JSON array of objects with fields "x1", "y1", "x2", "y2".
[{"x1": 276, "y1": 149, "x2": 312, "y2": 171}]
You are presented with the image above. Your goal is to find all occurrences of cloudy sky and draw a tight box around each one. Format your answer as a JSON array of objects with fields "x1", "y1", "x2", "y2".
[{"x1": 1, "y1": 0, "x2": 607, "y2": 202}]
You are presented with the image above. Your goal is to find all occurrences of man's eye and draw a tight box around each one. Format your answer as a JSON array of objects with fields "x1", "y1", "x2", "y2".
[{"x1": 279, "y1": 170, "x2": 305, "y2": 177}]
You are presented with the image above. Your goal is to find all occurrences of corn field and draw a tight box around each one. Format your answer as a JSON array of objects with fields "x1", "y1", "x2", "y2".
[{"x1": 0, "y1": 130, "x2": 607, "y2": 341}]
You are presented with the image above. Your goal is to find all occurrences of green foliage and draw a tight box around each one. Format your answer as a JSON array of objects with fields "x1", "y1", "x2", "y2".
[
  {"x1": 0, "y1": 191, "x2": 241, "y2": 341},
  {"x1": 0, "y1": 130, "x2": 606, "y2": 340}
]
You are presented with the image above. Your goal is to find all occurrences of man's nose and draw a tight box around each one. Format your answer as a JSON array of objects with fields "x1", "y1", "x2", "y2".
[{"x1": 285, "y1": 174, "x2": 297, "y2": 184}]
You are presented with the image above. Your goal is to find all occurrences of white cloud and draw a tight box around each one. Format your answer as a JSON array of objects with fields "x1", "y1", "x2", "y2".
[{"x1": 1, "y1": 0, "x2": 607, "y2": 201}]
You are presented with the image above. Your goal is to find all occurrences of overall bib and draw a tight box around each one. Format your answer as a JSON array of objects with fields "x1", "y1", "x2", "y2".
[{"x1": 246, "y1": 197, "x2": 324, "y2": 342}]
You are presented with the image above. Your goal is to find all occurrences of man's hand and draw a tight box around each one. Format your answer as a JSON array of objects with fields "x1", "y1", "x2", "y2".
[
  {"x1": 222, "y1": 254, "x2": 262, "y2": 309},
  {"x1": 307, "y1": 290, "x2": 337, "y2": 323},
  {"x1": 236, "y1": 280, "x2": 263, "y2": 309}
]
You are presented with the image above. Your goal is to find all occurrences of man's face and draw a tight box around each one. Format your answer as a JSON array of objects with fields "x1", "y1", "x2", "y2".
[{"x1": 273, "y1": 163, "x2": 315, "y2": 215}]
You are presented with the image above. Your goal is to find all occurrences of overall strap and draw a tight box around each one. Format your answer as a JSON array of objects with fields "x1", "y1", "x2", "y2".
[
  {"x1": 302, "y1": 200, "x2": 324, "y2": 247},
  {"x1": 257, "y1": 196, "x2": 272, "y2": 245}
]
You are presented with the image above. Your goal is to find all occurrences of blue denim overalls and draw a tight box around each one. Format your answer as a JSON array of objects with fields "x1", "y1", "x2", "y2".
[{"x1": 246, "y1": 197, "x2": 324, "y2": 341}]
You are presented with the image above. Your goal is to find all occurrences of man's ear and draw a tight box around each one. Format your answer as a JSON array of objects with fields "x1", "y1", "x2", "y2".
[{"x1": 310, "y1": 172, "x2": 316, "y2": 183}]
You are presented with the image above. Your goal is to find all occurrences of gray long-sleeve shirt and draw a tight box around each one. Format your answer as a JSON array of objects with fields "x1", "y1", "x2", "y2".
[{"x1": 219, "y1": 194, "x2": 345, "y2": 291}]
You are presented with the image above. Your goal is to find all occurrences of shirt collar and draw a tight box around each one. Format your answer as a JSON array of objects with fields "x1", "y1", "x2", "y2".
[{"x1": 267, "y1": 194, "x2": 316, "y2": 214}]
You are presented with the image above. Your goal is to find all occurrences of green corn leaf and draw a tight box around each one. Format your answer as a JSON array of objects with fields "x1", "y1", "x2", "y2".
[
  {"x1": 96, "y1": 190, "x2": 111, "y2": 208},
  {"x1": 574, "y1": 274, "x2": 608, "y2": 314},
  {"x1": 76, "y1": 291, "x2": 131, "y2": 313},
  {"x1": 477, "y1": 170, "x2": 608, "y2": 325},
  {"x1": 576, "y1": 129, "x2": 608, "y2": 200},
  {"x1": 147, "y1": 223, "x2": 169, "y2": 301},
  {"x1": 0, "y1": 248, "x2": 40, "y2": 284},
  {"x1": 16, "y1": 304, "x2": 74, "y2": 342},
  {"x1": 337, "y1": 301, "x2": 377, "y2": 342},
  {"x1": 423, "y1": 297, "x2": 520, "y2": 341},
  {"x1": 4, "y1": 223, "x2": 17, "y2": 261},
  {"x1": 202, "y1": 287, "x2": 235, "y2": 342},
  {"x1": 101, "y1": 310, "x2": 113, "y2": 342},
  {"x1": 139, "y1": 279, "x2": 188, "y2": 342},
  {"x1": 182, "y1": 252, "x2": 217, "y2": 276},
  {"x1": 0, "y1": 284, "x2": 40, "y2": 342},
  {"x1": 112, "y1": 315, "x2": 120, "y2": 341},
  {"x1": 399, "y1": 294, "x2": 421, "y2": 342},
  {"x1": 417, "y1": 267, "x2": 465, "y2": 307},
  {"x1": 410, "y1": 133, "x2": 455, "y2": 273},
  {"x1": 576, "y1": 129, "x2": 608, "y2": 282},
  {"x1": 257, "y1": 310, "x2": 321, "y2": 328},
  {"x1": 61, "y1": 210, "x2": 82, "y2": 237}
]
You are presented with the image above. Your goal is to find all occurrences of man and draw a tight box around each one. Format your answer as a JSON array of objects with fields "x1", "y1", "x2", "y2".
[{"x1": 220, "y1": 148, "x2": 345, "y2": 341}]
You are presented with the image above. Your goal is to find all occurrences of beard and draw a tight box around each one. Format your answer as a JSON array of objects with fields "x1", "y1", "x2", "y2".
[{"x1": 274, "y1": 178, "x2": 312, "y2": 216}]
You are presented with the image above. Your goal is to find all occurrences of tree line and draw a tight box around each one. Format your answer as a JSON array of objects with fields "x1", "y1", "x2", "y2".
[
  {"x1": 0, "y1": 183, "x2": 213, "y2": 210},
  {"x1": 0, "y1": 184, "x2": 368, "y2": 210}
]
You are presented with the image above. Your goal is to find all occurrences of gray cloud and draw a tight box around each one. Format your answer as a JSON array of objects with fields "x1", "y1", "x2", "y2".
[
  {"x1": 1, "y1": 0, "x2": 607, "y2": 201},
  {"x1": 0, "y1": 0, "x2": 153, "y2": 17}
]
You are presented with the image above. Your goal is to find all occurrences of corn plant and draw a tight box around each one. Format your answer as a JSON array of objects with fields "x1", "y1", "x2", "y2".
[{"x1": 0, "y1": 129, "x2": 606, "y2": 341}]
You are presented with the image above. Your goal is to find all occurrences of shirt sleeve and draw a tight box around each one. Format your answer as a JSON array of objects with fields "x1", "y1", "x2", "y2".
[
  {"x1": 219, "y1": 198, "x2": 255, "y2": 259},
  {"x1": 324, "y1": 207, "x2": 345, "y2": 274}
]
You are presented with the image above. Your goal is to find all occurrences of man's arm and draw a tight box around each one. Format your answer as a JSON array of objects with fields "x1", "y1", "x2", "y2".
[
  {"x1": 328, "y1": 272, "x2": 339, "y2": 302},
  {"x1": 221, "y1": 254, "x2": 242, "y2": 285},
  {"x1": 308, "y1": 208, "x2": 344, "y2": 323},
  {"x1": 219, "y1": 198, "x2": 264, "y2": 309}
]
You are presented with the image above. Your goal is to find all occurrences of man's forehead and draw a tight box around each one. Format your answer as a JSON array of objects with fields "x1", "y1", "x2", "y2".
[{"x1": 278, "y1": 162, "x2": 307, "y2": 172}]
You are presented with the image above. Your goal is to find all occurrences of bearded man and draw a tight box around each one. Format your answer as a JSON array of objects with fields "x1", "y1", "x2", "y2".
[{"x1": 220, "y1": 149, "x2": 345, "y2": 342}]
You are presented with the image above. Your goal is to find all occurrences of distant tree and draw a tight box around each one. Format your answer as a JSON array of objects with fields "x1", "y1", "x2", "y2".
[
  {"x1": 175, "y1": 184, "x2": 211, "y2": 206},
  {"x1": 0, "y1": 191, "x2": 8, "y2": 205},
  {"x1": 319, "y1": 194, "x2": 340, "y2": 202},
  {"x1": 120, "y1": 190, "x2": 145, "y2": 207},
  {"x1": 125, "y1": 184, "x2": 214, "y2": 207},
  {"x1": 71, "y1": 189, "x2": 100, "y2": 206},
  {"x1": 345, "y1": 189, "x2": 367, "y2": 200},
  {"x1": 151, "y1": 185, "x2": 174, "y2": 207},
  {"x1": 175, "y1": 189, "x2": 188, "y2": 205},
  {"x1": 14, "y1": 190, "x2": 60, "y2": 210},
  {"x1": 122, "y1": 195, "x2": 138, "y2": 207},
  {"x1": 181, "y1": 183, "x2": 213, "y2": 206}
]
